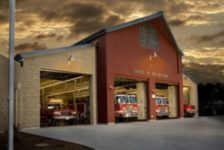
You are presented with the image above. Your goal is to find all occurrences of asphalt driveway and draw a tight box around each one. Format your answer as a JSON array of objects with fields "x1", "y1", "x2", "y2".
[{"x1": 22, "y1": 117, "x2": 224, "y2": 150}]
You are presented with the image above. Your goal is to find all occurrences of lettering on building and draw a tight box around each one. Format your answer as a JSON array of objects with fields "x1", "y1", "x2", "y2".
[{"x1": 133, "y1": 69, "x2": 169, "y2": 79}]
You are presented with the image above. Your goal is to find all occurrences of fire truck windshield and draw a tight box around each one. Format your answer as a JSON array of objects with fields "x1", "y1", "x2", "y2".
[
  {"x1": 116, "y1": 95, "x2": 128, "y2": 103},
  {"x1": 129, "y1": 96, "x2": 137, "y2": 103},
  {"x1": 115, "y1": 95, "x2": 137, "y2": 104}
]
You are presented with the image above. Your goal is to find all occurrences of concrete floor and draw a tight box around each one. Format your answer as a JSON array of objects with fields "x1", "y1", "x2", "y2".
[{"x1": 22, "y1": 117, "x2": 224, "y2": 150}]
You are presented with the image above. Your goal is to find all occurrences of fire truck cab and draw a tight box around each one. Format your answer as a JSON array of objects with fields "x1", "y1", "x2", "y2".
[{"x1": 115, "y1": 94, "x2": 138, "y2": 120}]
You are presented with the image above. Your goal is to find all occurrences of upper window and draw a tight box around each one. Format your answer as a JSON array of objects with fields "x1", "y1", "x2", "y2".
[{"x1": 139, "y1": 24, "x2": 159, "y2": 50}]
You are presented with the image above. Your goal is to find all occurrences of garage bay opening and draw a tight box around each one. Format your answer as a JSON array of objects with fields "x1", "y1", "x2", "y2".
[
  {"x1": 155, "y1": 83, "x2": 178, "y2": 119},
  {"x1": 40, "y1": 70, "x2": 91, "y2": 127},
  {"x1": 114, "y1": 78, "x2": 147, "y2": 123}
]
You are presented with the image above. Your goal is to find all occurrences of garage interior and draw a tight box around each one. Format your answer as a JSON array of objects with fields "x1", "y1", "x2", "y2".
[
  {"x1": 155, "y1": 83, "x2": 178, "y2": 118},
  {"x1": 40, "y1": 70, "x2": 90, "y2": 127},
  {"x1": 114, "y1": 78, "x2": 147, "y2": 122}
]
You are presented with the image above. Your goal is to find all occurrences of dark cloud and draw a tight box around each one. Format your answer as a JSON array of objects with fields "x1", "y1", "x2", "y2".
[
  {"x1": 69, "y1": 13, "x2": 122, "y2": 36},
  {"x1": 169, "y1": 14, "x2": 208, "y2": 26},
  {"x1": 194, "y1": 30, "x2": 224, "y2": 43},
  {"x1": 183, "y1": 63, "x2": 224, "y2": 83},
  {"x1": 0, "y1": 14, "x2": 8, "y2": 24},
  {"x1": 169, "y1": 19, "x2": 186, "y2": 26},
  {"x1": 28, "y1": 2, "x2": 123, "y2": 37},
  {"x1": 15, "y1": 42, "x2": 47, "y2": 52},
  {"x1": 35, "y1": 33, "x2": 57, "y2": 39},
  {"x1": 56, "y1": 35, "x2": 64, "y2": 41},
  {"x1": 34, "y1": 33, "x2": 65, "y2": 41},
  {"x1": 188, "y1": 15, "x2": 206, "y2": 21},
  {"x1": 0, "y1": 0, "x2": 9, "y2": 24},
  {"x1": 217, "y1": 40, "x2": 224, "y2": 47}
]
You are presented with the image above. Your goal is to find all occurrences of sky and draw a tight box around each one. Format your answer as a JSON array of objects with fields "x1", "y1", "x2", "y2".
[{"x1": 0, "y1": 0, "x2": 224, "y2": 83}]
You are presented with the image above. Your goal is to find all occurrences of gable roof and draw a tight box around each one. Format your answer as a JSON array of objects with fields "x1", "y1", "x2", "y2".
[
  {"x1": 15, "y1": 44, "x2": 94, "y2": 62},
  {"x1": 74, "y1": 11, "x2": 183, "y2": 55}
]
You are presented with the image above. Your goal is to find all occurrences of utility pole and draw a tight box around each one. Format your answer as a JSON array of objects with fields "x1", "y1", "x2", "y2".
[{"x1": 8, "y1": 0, "x2": 15, "y2": 149}]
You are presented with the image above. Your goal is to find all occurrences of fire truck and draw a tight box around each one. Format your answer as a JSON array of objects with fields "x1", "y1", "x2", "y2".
[
  {"x1": 155, "y1": 96, "x2": 170, "y2": 118},
  {"x1": 115, "y1": 94, "x2": 138, "y2": 120},
  {"x1": 184, "y1": 104, "x2": 195, "y2": 117},
  {"x1": 41, "y1": 101, "x2": 77, "y2": 126}
]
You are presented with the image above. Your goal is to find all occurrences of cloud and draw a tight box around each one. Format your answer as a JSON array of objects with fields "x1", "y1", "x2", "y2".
[
  {"x1": 15, "y1": 42, "x2": 47, "y2": 52},
  {"x1": 38, "y1": 2, "x2": 124, "y2": 37},
  {"x1": 194, "y1": 30, "x2": 224, "y2": 43},
  {"x1": 0, "y1": 14, "x2": 8, "y2": 24},
  {"x1": 188, "y1": 0, "x2": 224, "y2": 14},
  {"x1": 169, "y1": 19, "x2": 186, "y2": 26},
  {"x1": 169, "y1": 14, "x2": 208, "y2": 26},
  {"x1": 183, "y1": 63, "x2": 224, "y2": 83},
  {"x1": 35, "y1": 33, "x2": 57, "y2": 39},
  {"x1": 183, "y1": 47, "x2": 224, "y2": 65},
  {"x1": 189, "y1": 31, "x2": 224, "y2": 48}
]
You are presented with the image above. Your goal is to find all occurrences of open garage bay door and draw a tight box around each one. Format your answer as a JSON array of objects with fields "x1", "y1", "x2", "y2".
[
  {"x1": 40, "y1": 71, "x2": 91, "y2": 127},
  {"x1": 114, "y1": 78, "x2": 147, "y2": 122},
  {"x1": 155, "y1": 83, "x2": 178, "y2": 119}
]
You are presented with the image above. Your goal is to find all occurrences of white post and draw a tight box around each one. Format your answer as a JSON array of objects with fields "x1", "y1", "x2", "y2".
[{"x1": 8, "y1": 0, "x2": 15, "y2": 150}]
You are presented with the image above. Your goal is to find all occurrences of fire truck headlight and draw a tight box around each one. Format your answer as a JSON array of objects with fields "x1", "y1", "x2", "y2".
[
  {"x1": 72, "y1": 111, "x2": 77, "y2": 115},
  {"x1": 53, "y1": 111, "x2": 61, "y2": 116}
]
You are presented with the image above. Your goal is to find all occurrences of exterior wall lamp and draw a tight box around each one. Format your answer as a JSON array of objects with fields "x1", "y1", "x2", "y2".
[
  {"x1": 149, "y1": 50, "x2": 158, "y2": 60},
  {"x1": 153, "y1": 51, "x2": 158, "y2": 57}
]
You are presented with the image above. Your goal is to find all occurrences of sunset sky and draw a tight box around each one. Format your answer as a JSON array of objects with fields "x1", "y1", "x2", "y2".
[{"x1": 0, "y1": 0, "x2": 224, "y2": 82}]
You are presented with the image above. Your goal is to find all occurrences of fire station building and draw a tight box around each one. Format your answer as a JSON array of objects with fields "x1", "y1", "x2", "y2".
[
  {"x1": 0, "y1": 11, "x2": 198, "y2": 131},
  {"x1": 74, "y1": 11, "x2": 184, "y2": 123}
]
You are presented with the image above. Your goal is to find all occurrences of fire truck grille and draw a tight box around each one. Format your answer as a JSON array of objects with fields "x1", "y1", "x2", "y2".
[
  {"x1": 61, "y1": 112, "x2": 72, "y2": 116},
  {"x1": 126, "y1": 107, "x2": 132, "y2": 113}
]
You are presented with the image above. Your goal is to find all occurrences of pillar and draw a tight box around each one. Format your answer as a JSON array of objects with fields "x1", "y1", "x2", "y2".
[
  {"x1": 137, "y1": 83, "x2": 147, "y2": 120},
  {"x1": 178, "y1": 83, "x2": 184, "y2": 118},
  {"x1": 148, "y1": 79, "x2": 156, "y2": 120},
  {"x1": 168, "y1": 86, "x2": 177, "y2": 118}
]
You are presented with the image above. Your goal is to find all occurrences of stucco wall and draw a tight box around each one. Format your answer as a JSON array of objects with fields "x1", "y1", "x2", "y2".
[
  {"x1": 16, "y1": 46, "x2": 96, "y2": 128},
  {"x1": 183, "y1": 74, "x2": 198, "y2": 116},
  {"x1": 0, "y1": 55, "x2": 8, "y2": 134}
]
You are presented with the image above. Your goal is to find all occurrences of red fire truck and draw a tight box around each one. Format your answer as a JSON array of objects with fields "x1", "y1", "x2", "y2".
[
  {"x1": 155, "y1": 96, "x2": 169, "y2": 118},
  {"x1": 115, "y1": 94, "x2": 138, "y2": 120},
  {"x1": 184, "y1": 104, "x2": 195, "y2": 117}
]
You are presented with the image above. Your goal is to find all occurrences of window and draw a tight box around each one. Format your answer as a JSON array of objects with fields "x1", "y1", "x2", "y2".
[{"x1": 140, "y1": 24, "x2": 159, "y2": 50}]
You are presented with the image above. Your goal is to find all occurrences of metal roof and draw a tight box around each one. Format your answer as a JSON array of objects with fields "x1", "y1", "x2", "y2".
[
  {"x1": 74, "y1": 11, "x2": 183, "y2": 55},
  {"x1": 15, "y1": 44, "x2": 94, "y2": 62},
  {"x1": 183, "y1": 71, "x2": 198, "y2": 84}
]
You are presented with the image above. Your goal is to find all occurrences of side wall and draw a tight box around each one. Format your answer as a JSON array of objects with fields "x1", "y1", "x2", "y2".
[
  {"x1": 17, "y1": 47, "x2": 96, "y2": 128},
  {"x1": 0, "y1": 55, "x2": 8, "y2": 133}
]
